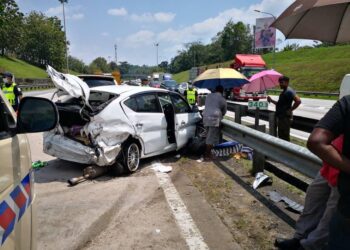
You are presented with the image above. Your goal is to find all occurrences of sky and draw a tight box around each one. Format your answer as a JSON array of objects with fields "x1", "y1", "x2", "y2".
[{"x1": 16, "y1": 0, "x2": 312, "y2": 66}]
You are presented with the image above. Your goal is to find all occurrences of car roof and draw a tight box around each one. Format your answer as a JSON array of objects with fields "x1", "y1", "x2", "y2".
[
  {"x1": 78, "y1": 74, "x2": 114, "y2": 79},
  {"x1": 90, "y1": 85, "x2": 169, "y2": 96}
]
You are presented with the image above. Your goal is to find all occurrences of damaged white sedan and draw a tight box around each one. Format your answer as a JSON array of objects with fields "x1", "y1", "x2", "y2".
[{"x1": 44, "y1": 66, "x2": 201, "y2": 172}]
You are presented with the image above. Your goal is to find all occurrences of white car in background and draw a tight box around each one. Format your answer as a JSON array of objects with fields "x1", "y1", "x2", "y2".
[{"x1": 43, "y1": 66, "x2": 201, "y2": 172}]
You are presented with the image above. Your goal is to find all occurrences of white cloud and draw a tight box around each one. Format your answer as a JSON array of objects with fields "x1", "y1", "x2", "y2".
[
  {"x1": 108, "y1": 7, "x2": 128, "y2": 16},
  {"x1": 124, "y1": 30, "x2": 155, "y2": 48},
  {"x1": 71, "y1": 13, "x2": 84, "y2": 20},
  {"x1": 45, "y1": 5, "x2": 85, "y2": 20},
  {"x1": 101, "y1": 32, "x2": 109, "y2": 37},
  {"x1": 130, "y1": 12, "x2": 175, "y2": 23},
  {"x1": 154, "y1": 12, "x2": 176, "y2": 23}
]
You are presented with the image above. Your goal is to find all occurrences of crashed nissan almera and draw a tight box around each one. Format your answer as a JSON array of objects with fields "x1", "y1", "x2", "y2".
[{"x1": 43, "y1": 66, "x2": 201, "y2": 172}]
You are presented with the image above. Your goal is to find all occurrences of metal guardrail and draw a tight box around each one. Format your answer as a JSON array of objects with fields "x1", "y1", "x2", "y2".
[
  {"x1": 221, "y1": 119, "x2": 322, "y2": 178},
  {"x1": 227, "y1": 101, "x2": 318, "y2": 133},
  {"x1": 268, "y1": 89, "x2": 339, "y2": 97},
  {"x1": 18, "y1": 83, "x2": 54, "y2": 91}
]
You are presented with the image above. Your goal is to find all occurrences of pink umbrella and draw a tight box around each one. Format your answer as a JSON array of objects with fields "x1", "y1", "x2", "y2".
[{"x1": 242, "y1": 70, "x2": 282, "y2": 92}]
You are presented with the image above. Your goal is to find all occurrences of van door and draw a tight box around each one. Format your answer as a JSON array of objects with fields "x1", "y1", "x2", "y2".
[{"x1": 0, "y1": 95, "x2": 34, "y2": 250}]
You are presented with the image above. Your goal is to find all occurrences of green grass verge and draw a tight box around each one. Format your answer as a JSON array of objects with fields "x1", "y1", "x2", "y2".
[
  {"x1": 173, "y1": 70, "x2": 189, "y2": 83},
  {"x1": 0, "y1": 56, "x2": 48, "y2": 78},
  {"x1": 174, "y1": 44, "x2": 350, "y2": 93}
]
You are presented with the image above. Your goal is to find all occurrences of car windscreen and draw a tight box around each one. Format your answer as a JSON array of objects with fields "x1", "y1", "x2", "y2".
[
  {"x1": 79, "y1": 77, "x2": 115, "y2": 88},
  {"x1": 163, "y1": 80, "x2": 177, "y2": 87}
]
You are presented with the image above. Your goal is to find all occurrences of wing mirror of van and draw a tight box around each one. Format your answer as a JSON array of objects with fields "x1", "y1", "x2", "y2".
[{"x1": 16, "y1": 97, "x2": 58, "y2": 133}]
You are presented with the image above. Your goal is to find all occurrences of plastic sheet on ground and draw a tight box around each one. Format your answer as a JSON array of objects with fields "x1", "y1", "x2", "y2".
[
  {"x1": 268, "y1": 191, "x2": 304, "y2": 213},
  {"x1": 252, "y1": 172, "x2": 272, "y2": 189},
  {"x1": 151, "y1": 163, "x2": 172, "y2": 173}
]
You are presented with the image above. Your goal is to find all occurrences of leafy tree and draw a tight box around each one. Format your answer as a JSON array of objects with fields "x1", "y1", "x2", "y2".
[
  {"x1": 20, "y1": 12, "x2": 66, "y2": 69},
  {"x1": 88, "y1": 57, "x2": 109, "y2": 73},
  {"x1": 68, "y1": 56, "x2": 88, "y2": 73},
  {"x1": 220, "y1": 21, "x2": 253, "y2": 61},
  {"x1": 158, "y1": 61, "x2": 169, "y2": 72},
  {"x1": 117, "y1": 61, "x2": 131, "y2": 75},
  {"x1": 0, "y1": 0, "x2": 24, "y2": 55},
  {"x1": 108, "y1": 61, "x2": 118, "y2": 71}
]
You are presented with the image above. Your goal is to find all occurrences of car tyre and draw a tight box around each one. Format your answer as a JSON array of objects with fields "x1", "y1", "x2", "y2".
[{"x1": 122, "y1": 141, "x2": 140, "y2": 173}]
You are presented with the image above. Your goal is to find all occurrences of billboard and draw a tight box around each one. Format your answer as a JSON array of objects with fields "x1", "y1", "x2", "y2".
[{"x1": 255, "y1": 17, "x2": 276, "y2": 49}]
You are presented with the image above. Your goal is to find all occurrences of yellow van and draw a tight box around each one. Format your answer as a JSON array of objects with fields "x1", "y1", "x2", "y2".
[{"x1": 0, "y1": 90, "x2": 57, "y2": 249}]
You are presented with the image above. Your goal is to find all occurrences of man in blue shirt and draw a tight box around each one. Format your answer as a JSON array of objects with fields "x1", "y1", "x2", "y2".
[{"x1": 267, "y1": 76, "x2": 301, "y2": 141}]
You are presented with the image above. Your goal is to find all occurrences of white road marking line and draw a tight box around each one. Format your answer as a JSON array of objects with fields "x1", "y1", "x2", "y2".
[{"x1": 152, "y1": 162, "x2": 209, "y2": 250}]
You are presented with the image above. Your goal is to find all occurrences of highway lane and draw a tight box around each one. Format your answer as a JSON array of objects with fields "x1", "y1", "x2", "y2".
[{"x1": 230, "y1": 95, "x2": 336, "y2": 120}]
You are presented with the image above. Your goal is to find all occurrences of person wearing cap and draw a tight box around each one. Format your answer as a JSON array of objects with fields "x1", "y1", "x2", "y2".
[
  {"x1": 184, "y1": 84, "x2": 198, "y2": 105},
  {"x1": 267, "y1": 76, "x2": 301, "y2": 141},
  {"x1": 1, "y1": 72, "x2": 23, "y2": 111}
]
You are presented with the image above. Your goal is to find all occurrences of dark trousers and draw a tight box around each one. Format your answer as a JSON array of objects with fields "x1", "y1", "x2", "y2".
[
  {"x1": 329, "y1": 210, "x2": 350, "y2": 250},
  {"x1": 277, "y1": 116, "x2": 292, "y2": 141}
]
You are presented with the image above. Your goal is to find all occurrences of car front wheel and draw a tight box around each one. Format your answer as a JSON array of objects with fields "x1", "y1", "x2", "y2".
[{"x1": 122, "y1": 141, "x2": 140, "y2": 173}]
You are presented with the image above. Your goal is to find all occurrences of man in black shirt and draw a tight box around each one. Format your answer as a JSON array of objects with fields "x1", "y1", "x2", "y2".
[
  {"x1": 267, "y1": 76, "x2": 301, "y2": 141},
  {"x1": 308, "y1": 95, "x2": 350, "y2": 250}
]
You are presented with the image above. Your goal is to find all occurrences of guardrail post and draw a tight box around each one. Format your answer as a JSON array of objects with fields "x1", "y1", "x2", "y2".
[
  {"x1": 234, "y1": 105, "x2": 242, "y2": 124},
  {"x1": 251, "y1": 125, "x2": 266, "y2": 175},
  {"x1": 269, "y1": 113, "x2": 277, "y2": 136}
]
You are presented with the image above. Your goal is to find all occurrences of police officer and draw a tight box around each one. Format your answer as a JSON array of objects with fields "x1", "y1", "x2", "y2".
[
  {"x1": 1, "y1": 72, "x2": 23, "y2": 111},
  {"x1": 184, "y1": 84, "x2": 198, "y2": 105}
]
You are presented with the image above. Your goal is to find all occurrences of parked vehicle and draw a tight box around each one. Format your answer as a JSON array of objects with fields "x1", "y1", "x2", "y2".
[
  {"x1": 230, "y1": 54, "x2": 267, "y2": 101},
  {"x1": 44, "y1": 66, "x2": 201, "y2": 172},
  {"x1": 149, "y1": 81, "x2": 161, "y2": 88},
  {"x1": 160, "y1": 80, "x2": 179, "y2": 92},
  {"x1": 0, "y1": 90, "x2": 58, "y2": 249},
  {"x1": 78, "y1": 75, "x2": 117, "y2": 87}
]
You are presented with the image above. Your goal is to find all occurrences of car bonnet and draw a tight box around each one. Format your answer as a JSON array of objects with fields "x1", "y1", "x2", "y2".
[{"x1": 47, "y1": 65, "x2": 90, "y2": 106}]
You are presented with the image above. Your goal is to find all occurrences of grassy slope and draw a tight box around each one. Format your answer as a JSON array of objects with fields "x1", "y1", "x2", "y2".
[
  {"x1": 173, "y1": 45, "x2": 350, "y2": 92},
  {"x1": 0, "y1": 56, "x2": 48, "y2": 78}
]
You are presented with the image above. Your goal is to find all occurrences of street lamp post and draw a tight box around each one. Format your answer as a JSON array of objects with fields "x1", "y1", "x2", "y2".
[
  {"x1": 155, "y1": 43, "x2": 159, "y2": 68},
  {"x1": 114, "y1": 44, "x2": 118, "y2": 66},
  {"x1": 254, "y1": 10, "x2": 277, "y2": 69},
  {"x1": 59, "y1": 0, "x2": 69, "y2": 73}
]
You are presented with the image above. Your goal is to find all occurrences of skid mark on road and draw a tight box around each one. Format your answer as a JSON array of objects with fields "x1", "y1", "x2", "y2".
[{"x1": 152, "y1": 162, "x2": 209, "y2": 250}]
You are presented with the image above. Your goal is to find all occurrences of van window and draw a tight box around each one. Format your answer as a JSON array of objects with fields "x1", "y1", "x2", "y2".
[{"x1": 0, "y1": 96, "x2": 15, "y2": 139}]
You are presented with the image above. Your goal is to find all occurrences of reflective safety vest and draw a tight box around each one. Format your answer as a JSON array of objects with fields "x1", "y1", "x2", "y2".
[
  {"x1": 187, "y1": 90, "x2": 196, "y2": 105},
  {"x1": 2, "y1": 83, "x2": 16, "y2": 105}
]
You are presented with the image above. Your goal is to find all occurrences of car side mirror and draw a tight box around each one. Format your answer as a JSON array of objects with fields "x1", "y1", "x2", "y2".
[
  {"x1": 17, "y1": 97, "x2": 58, "y2": 134},
  {"x1": 191, "y1": 105, "x2": 199, "y2": 113}
]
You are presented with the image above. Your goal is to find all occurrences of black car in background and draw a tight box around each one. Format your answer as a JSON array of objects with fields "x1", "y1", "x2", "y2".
[{"x1": 160, "y1": 80, "x2": 179, "y2": 92}]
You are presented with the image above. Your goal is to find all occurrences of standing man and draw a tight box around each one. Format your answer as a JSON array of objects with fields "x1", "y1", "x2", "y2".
[
  {"x1": 267, "y1": 76, "x2": 301, "y2": 141},
  {"x1": 307, "y1": 95, "x2": 350, "y2": 250},
  {"x1": 1, "y1": 72, "x2": 23, "y2": 112},
  {"x1": 184, "y1": 84, "x2": 198, "y2": 105},
  {"x1": 202, "y1": 85, "x2": 227, "y2": 161}
]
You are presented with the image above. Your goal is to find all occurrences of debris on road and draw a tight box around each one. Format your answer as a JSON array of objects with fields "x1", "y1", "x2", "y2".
[
  {"x1": 175, "y1": 154, "x2": 181, "y2": 159},
  {"x1": 151, "y1": 163, "x2": 172, "y2": 173},
  {"x1": 32, "y1": 160, "x2": 48, "y2": 169},
  {"x1": 252, "y1": 172, "x2": 272, "y2": 189},
  {"x1": 68, "y1": 165, "x2": 110, "y2": 186},
  {"x1": 268, "y1": 191, "x2": 304, "y2": 213}
]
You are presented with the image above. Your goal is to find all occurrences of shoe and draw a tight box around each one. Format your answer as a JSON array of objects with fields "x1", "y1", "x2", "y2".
[{"x1": 274, "y1": 238, "x2": 300, "y2": 249}]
